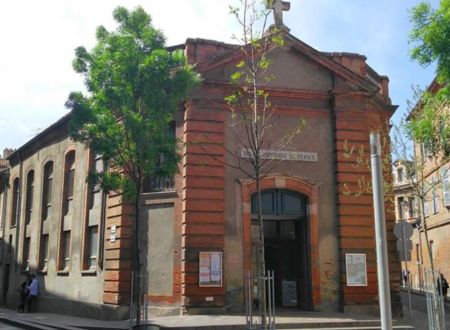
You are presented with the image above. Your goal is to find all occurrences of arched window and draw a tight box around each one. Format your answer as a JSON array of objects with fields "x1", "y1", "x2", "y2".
[
  {"x1": 10, "y1": 178, "x2": 20, "y2": 227},
  {"x1": 59, "y1": 151, "x2": 75, "y2": 271},
  {"x1": 63, "y1": 152, "x2": 76, "y2": 215},
  {"x1": 25, "y1": 170, "x2": 34, "y2": 225},
  {"x1": 41, "y1": 161, "x2": 53, "y2": 221},
  {"x1": 83, "y1": 152, "x2": 103, "y2": 270},
  {"x1": 251, "y1": 189, "x2": 306, "y2": 217}
]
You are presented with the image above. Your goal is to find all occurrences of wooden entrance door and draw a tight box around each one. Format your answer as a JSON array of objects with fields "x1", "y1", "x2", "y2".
[{"x1": 252, "y1": 189, "x2": 312, "y2": 310}]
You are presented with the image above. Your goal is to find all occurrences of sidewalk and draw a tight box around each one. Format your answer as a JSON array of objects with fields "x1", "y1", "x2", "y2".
[
  {"x1": 0, "y1": 307, "x2": 415, "y2": 330},
  {"x1": 0, "y1": 307, "x2": 129, "y2": 330}
]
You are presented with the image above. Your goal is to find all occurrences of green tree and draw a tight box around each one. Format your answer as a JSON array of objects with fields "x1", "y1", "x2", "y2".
[
  {"x1": 66, "y1": 6, "x2": 200, "y2": 322},
  {"x1": 408, "y1": 3, "x2": 450, "y2": 325},
  {"x1": 409, "y1": 0, "x2": 450, "y2": 154},
  {"x1": 410, "y1": 0, "x2": 450, "y2": 94}
]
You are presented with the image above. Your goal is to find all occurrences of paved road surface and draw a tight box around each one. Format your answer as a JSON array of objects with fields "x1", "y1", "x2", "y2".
[
  {"x1": 0, "y1": 322, "x2": 21, "y2": 329},
  {"x1": 400, "y1": 289, "x2": 450, "y2": 328}
]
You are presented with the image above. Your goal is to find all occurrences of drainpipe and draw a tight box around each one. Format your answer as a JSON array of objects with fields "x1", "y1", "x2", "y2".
[
  {"x1": 98, "y1": 160, "x2": 108, "y2": 270},
  {"x1": 99, "y1": 189, "x2": 106, "y2": 270}
]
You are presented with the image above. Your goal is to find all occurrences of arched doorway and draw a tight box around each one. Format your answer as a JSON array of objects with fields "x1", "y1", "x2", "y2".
[{"x1": 251, "y1": 189, "x2": 312, "y2": 310}]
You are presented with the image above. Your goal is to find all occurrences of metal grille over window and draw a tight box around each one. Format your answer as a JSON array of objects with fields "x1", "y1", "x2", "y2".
[{"x1": 143, "y1": 175, "x2": 175, "y2": 193}]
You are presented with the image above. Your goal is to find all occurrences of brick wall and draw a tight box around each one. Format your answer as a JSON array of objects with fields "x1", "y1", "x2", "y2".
[
  {"x1": 333, "y1": 93, "x2": 400, "y2": 311},
  {"x1": 181, "y1": 100, "x2": 226, "y2": 309},
  {"x1": 103, "y1": 192, "x2": 132, "y2": 305}
]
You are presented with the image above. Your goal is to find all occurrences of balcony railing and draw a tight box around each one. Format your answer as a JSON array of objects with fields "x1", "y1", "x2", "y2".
[{"x1": 142, "y1": 176, "x2": 175, "y2": 193}]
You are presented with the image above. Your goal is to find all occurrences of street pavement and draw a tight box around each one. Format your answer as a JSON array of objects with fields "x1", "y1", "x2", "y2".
[
  {"x1": 400, "y1": 288, "x2": 450, "y2": 329},
  {"x1": 0, "y1": 306, "x2": 415, "y2": 330},
  {"x1": 0, "y1": 322, "x2": 21, "y2": 330},
  {"x1": 0, "y1": 306, "x2": 129, "y2": 329}
]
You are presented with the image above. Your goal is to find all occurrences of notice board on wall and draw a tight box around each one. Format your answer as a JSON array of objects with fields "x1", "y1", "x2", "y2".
[
  {"x1": 345, "y1": 253, "x2": 367, "y2": 286},
  {"x1": 199, "y1": 251, "x2": 222, "y2": 287}
]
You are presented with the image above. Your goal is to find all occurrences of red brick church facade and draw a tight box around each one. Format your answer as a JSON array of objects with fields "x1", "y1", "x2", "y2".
[
  {"x1": 104, "y1": 31, "x2": 400, "y2": 315},
  {"x1": 0, "y1": 30, "x2": 400, "y2": 319}
]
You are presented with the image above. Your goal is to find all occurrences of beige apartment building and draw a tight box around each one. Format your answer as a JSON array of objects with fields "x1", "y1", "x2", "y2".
[{"x1": 394, "y1": 79, "x2": 450, "y2": 292}]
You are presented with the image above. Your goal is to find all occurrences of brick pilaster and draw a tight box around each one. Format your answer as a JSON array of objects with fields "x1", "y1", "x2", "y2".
[
  {"x1": 333, "y1": 94, "x2": 400, "y2": 310},
  {"x1": 103, "y1": 192, "x2": 133, "y2": 305},
  {"x1": 181, "y1": 101, "x2": 226, "y2": 309}
]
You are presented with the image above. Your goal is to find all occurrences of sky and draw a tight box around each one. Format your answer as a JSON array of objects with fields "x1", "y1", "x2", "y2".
[{"x1": 0, "y1": 0, "x2": 440, "y2": 153}]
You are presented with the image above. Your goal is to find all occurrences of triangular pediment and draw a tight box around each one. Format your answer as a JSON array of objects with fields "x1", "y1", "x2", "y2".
[{"x1": 194, "y1": 31, "x2": 379, "y2": 94}]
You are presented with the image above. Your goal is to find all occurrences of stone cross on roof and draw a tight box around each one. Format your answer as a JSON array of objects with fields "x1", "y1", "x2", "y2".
[{"x1": 271, "y1": 0, "x2": 290, "y2": 30}]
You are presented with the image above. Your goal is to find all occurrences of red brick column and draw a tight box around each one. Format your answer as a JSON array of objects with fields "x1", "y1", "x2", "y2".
[
  {"x1": 333, "y1": 96, "x2": 378, "y2": 307},
  {"x1": 333, "y1": 94, "x2": 399, "y2": 309},
  {"x1": 103, "y1": 192, "x2": 133, "y2": 305},
  {"x1": 181, "y1": 101, "x2": 226, "y2": 309}
]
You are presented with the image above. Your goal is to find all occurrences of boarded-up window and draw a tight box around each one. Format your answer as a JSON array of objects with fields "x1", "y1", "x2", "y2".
[
  {"x1": 39, "y1": 234, "x2": 49, "y2": 271},
  {"x1": 87, "y1": 226, "x2": 98, "y2": 269},
  {"x1": 61, "y1": 231, "x2": 71, "y2": 271}
]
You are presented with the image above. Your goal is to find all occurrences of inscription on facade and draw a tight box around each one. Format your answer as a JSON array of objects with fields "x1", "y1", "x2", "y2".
[{"x1": 240, "y1": 149, "x2": 318, "y2": 162}]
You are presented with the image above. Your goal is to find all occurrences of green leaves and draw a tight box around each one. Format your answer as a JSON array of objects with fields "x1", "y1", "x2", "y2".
[
  {"x1": 408, "y1": 0, "x2": 450, "y2": 159},
  {"x1": 406, "y1": 91, "x2": 450, "y2": 158},
  {"x1": 410, "y1": 0, "x2": 450, "y2": 89},
  {"x1": 67, "y1": 6, "x2": 200, "y2": 199}
]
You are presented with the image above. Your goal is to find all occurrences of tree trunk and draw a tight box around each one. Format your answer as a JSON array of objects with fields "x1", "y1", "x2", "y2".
[
  {"x1": 255, "y1": 167, "x2": 267, "y2": 328},
  {"x1": 420, "y1": 197, "x2": 442, "y2": 330}
]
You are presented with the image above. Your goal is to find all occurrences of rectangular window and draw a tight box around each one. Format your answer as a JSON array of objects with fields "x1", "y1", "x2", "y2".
[
  {"x1": 430, "y1": 240, "x2": 434, "y2": 258},
  {"x1": 22, "y1": 237, "x2": 30, "y2": 271},
  {"x1": 432, "y1": 177, "x2": 439, "y2": 214},
  {"x1": 88, "y1": 226, "x2": 98, "y2": 269},
  {"x1": 25, "y1": 171, "x2": 34, "y2": 225},
  {"x1": 39, "y1": 234, "x2": 49, "y2": 271},
  {"x1": 60, "y1": 231, "x2": 71, "y2": 271},
  {"x1": 416, "y1": 244, "x2": 420, "y2": 263},
  {"x1": 8, "y1": 234, "x2": 12, "y2": 255},
  {"x1": 397, "y1": 168, "x2": 404, "y2": 183},
  {"x1": 10, "y1": 178, "x2": 20, "y2": 227},
  {"x1": 398, "y1": 196, "x2": 404, "y2": 220},
  {"x1": 424, "y1": 201, "x2": 430, "y2": 217},
  {"x1": 142, "y1": 123, "x2": 176, "y2": 193},
  {"x1": 408, "y1": 197, "x2": 415, "y2": 218},
  {"x1": 441, "y1": 166, "x2": 450, "y2": 207},
  {"x1": 84, "y1": 151, "x2": 102, "y2": 270}
]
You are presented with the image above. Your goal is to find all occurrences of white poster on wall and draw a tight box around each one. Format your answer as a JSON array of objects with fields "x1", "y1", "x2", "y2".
[
  {"x1": 345, "y1": 253, "x2": 367, "y2": 286},
  {"x1": 199, "y1": 251, "x2": 223, "y2": 287}
]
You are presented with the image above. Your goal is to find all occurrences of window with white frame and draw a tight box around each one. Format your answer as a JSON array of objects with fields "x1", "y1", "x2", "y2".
[{"x1": 432, "y1": 176, "x2": 439, "y2": 214}]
